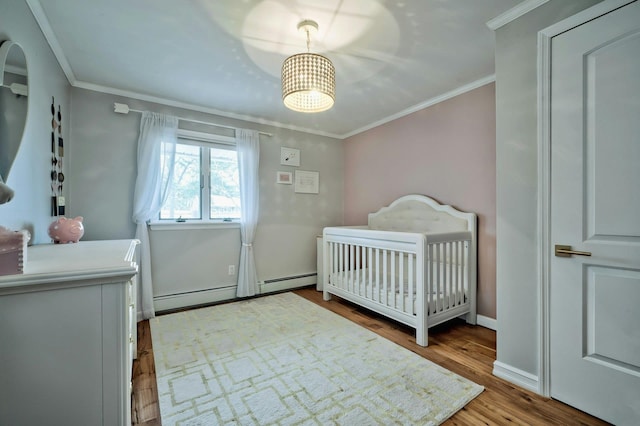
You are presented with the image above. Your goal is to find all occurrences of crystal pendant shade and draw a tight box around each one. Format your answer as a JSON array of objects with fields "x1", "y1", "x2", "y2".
[{"x1": 281, "y1": 25, "x2": 335, "y2": 113}]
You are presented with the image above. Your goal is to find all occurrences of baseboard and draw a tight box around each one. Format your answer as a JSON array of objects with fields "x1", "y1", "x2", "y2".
[
  {"x1": 477, "y1": 314, "x2": 497, "y2": 330},
  {"x1": 259, "y1": 274, "x2": 317, "y2": 294},
  {"x1": 154, "y1": 286, "x2": 237, "y2": 313},
  {"x1": 492, "y1": 360, "x2": 539, "y2": 393}
]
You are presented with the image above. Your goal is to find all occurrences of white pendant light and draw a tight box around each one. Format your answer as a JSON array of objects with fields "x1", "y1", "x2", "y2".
[{"x1": 282, "y1": 20, "x2": 335, "y2": 113}]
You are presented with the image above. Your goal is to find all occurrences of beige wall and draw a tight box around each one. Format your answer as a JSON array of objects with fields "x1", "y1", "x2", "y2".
[{"x1": 344, "y1": 83, "x2": 496, "y2": 318}]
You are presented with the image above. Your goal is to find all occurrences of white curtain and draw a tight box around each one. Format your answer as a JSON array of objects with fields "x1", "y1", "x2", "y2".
[
  {"x1": 236, "y1": 129, "x2": 260, "y2": 297},
  {"x1": 132, "y1": 112, "x2": 179, "y2": 319}
]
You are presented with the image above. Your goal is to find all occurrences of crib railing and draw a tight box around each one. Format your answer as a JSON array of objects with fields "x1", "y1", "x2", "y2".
[{"x1": 323, "y1": 227, "x2": 472, "y2": 321}]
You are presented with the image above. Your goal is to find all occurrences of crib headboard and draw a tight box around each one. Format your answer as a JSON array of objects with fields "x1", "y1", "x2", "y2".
[{"x1": 368, "y1": 194, "x2": 476, "y2": 236}]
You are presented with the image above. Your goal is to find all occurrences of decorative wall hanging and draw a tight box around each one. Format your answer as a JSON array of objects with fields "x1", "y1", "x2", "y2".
[
  {"x1": 276, "y1": 171, "x2": 293, "y2": 184},
  {"x1": 50, "y1": 96, "x2": 64, "y2": 216},
  {"x1": 294, "y1": 170, "x2": 319, "y2": 194},
  {"x1": 280, "y1": 147, "x2": 300, "y2": 166}
]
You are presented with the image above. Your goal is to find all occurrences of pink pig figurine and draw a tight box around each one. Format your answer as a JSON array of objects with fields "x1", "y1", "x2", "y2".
[{"x1": 48, "y1": 216, "x2": 85, "y2": 244}]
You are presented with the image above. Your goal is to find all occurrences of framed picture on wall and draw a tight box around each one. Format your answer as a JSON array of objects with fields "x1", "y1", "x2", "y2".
[
  {"x1": 294, "y1": 170, "x2": 319, "y2": 194},
  {"x1": 280, "y1": 147, "x2": 300, "y2": 166},
  {"x1": 276, "y1": 171, "x2": 293, "y2": 184}
]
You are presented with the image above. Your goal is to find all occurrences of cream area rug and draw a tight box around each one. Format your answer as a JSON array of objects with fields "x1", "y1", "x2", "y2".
[{"x1": 150, "y1": 292, "x2": 483, "y2": 425}]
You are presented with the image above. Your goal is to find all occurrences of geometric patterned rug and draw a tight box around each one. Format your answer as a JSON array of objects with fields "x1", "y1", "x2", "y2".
[{"x1": 150, "y1": 292, "x2": 483, "y2": 425}]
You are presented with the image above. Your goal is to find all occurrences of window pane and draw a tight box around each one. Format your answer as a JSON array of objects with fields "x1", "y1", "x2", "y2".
[
  {"x1": 160, "y1": 144, "x2": 201, "y2": 219},
  {"x1": 210, "y1": 147, "x2": 240, "y2": 219}
]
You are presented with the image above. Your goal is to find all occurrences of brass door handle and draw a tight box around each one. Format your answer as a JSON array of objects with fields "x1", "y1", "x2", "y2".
[{"x1": 555, "y1": 245, "x2": 592, "y2": 257}]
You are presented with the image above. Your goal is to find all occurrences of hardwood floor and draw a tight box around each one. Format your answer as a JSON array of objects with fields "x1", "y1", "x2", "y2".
[{"x1": 131, "y1": 287, "x2": 609, "y2": 425}]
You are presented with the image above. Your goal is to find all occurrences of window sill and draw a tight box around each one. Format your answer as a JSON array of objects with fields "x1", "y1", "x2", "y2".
[{"x1": 149, "y1": 221, "x2": 241, "y2": 231}]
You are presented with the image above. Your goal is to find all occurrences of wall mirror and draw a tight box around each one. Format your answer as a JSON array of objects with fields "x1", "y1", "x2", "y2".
[{"x1": 0, "y1": 40, "x2": 28, "y2": 204}]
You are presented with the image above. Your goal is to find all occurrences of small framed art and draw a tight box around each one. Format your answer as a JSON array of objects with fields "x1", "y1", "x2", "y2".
[
  {"x1": 280, "y1": 147, "x2": 300, "y2": 166},
  {"x1": 276, "y1": 171, "x2": 293, "y2": 184},
  {"x1": 294, "y1": 170, "x2": 319, "y2": 194}
]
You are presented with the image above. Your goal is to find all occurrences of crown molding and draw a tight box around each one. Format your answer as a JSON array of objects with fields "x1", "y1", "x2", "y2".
[
  {"x1": 486, "y1": 0, "x2": 550, "y2": 30},
  {"x1": 25, "y1": 0, "x2": 76, "y2": 84},
  {"x1": 77, "y1": 76, "x2": 496, "y2": 141},
  {"x1": 340, "y1": 75, "x2": 496, "y2": 139},
  {"x1": 72, "y1": 80, "x2": 343, "y2": 140}
]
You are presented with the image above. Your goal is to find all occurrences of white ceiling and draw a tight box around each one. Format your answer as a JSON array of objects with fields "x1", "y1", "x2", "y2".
[{"x1": 28, "y1": 0, "x2": 524, "y2": 138}]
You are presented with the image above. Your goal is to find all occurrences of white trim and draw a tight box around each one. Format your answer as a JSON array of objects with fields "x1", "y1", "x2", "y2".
[
  {"x1": 177, "y1": 129, "x2": 236, "y2": 145},
  {"x1": 341, "y1": 75, "x2": 495, "y2": 139},
  {"x1": 486, "y1": 0, "x2": 550, "y2": 31},
  {"x1": 149, "y1": 221, "x2": 240, "y2": 231},
  {"x1": 476, "y1": 314, "x2": 497, "y2": 331},
  {"x1": 78, "y1": 77, "x2": 496, "y2": 141},
  {"x1": 536, "y1": 0, "x2": 637, "y2": 398},
  {"x1": 493, "y1": 361, "x2": 539, "y2": 393},
  {"x1": 154, "y1": 286, "x2": 237, "y2": 313},
  {"x1": 537, "y1": 21, "x2": 553, "y2": 398},
  {"x1": 538, "y1": 0, "x2": 634, "y2": 37},
  {"x1": 25, "y1": 0, "x2": 76, "y2": 84},
  {"x1": 73, "y1": 80, "x2": 343, "y2": 139}
]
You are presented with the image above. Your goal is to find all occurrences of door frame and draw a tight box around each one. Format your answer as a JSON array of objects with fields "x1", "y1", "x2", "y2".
[{"x1": 536, "y1": 0, "x2": 637, "y2": 397}]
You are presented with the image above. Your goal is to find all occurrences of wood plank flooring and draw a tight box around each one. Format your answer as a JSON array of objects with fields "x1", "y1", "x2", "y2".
[{"x1": 131, "y1": 287, "x2": 609, "y2": 425}]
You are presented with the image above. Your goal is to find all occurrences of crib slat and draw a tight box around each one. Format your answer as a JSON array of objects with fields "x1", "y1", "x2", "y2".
[
  {"x1": 375, "y1": 248, "x2": 380, "y2": 302},
  {"x1": 382, "y1": 249, "x2": 388, "y2": 305},
  {"x1": 398, "y1": 252, "x2": 404, "y2": 312},
  {"x1": 436, "y1": 244, "x2": 442, "y2": 312},
  {"x1": 447, "y1": 241, "x2": 452, "y2": 309},
  {"x1": 338, "y1": 244, "x2": 347, "y2": 288},
  {"x1": 329, "y1": 242, "x2": 334, "y2": 286},
  {"x1": 332, "y1": 241, "x2": 336, "y2": 287},
  {"x1": 442, "y1": 243, "x2": 448, "y2": 310},
  {"x1": 350, "y1": 244, "x2": 355, "y2": 292},
  {"x1": 408, "y1": 253, "x2": 414, "y2": 315},
  {"x1": 428, "y1": 244, "x2": 434, "y2": 314},
  {"x1": 462, "y1": 242, "x2": 467, "y2": 303},
  {"x1": 368, "y1": 247, "x2": 373, "y2": 299},
  {"x1": 455, "y1": 241, "x2": 462, "y2": 306},
  {"x1": 452, "y1": 242, "x2": 457, "y2": 306},
  {"x1": 390, "y1": 250, "x2": 396, "y2": 309},
  {"x1": 361, "y1": 245, "x2": 366, "y2": 296},
  {"x1": 440, "y1": 242, "x2": 446, "y2": 310},
  {"x1": 356, "y1": 244, "x2": 361, "y2": 295}
]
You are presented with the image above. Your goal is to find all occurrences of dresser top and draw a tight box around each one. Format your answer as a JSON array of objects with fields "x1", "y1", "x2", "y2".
[{"x1": 0, "y1": 239, "x2": 139, "y2": 291}]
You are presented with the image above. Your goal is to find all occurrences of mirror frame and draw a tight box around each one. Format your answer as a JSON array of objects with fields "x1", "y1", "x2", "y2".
[
  {"x1": 0, "y1": 40, "x2": 29, "y2": 205},
  {"x1": 0, "y1": 40, "x2": 28, "y2": 94}
]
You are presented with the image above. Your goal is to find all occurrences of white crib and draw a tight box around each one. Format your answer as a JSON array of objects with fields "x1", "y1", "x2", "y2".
[{"x1": 322, "y1": 195, "x2": 477, "y2": 347}]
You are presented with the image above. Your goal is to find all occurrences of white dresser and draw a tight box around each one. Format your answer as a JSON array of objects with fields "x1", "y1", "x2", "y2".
[{"x1": 0, "y1": 239, "x2": 139, "y2": 426}]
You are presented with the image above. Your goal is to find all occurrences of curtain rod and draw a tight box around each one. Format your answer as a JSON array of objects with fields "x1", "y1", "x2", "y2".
[{"x1": 113, "y1": 102, "x2": 273, "y2": 137}]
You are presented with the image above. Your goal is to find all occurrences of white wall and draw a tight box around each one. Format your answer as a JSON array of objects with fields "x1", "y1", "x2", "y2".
[
  {"x1": 0, "y1": 0, "x2": 70, "y2": 243},
  {"x1": 68, "y1": 88, "x2": 344, "y2": 308},
  {"x1": 494, "y1": 0, "x2": 602, "y2": 383}
]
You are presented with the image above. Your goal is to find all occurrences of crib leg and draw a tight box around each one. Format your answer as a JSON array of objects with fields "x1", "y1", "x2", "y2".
[
  {"x1": 416, "y1": 324, "x2": 428, "y2": 347},
  {"x1": 323, "y1": 290, "x2": 332, "y2": 301},
  {"x1": 465, "y1": 311, "x2": 477, "y2": 325}
]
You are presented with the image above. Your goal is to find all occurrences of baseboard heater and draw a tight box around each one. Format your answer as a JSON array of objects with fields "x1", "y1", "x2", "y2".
[
  {"x1": 154, "y1": 286, "x2": 237, "y2": 314},
  {"x1": 259, "y1": 273, "x2": 317, "y2": 294},
  {"x1": 153, "y1": 273, "x2": 318, "y2": 314}
]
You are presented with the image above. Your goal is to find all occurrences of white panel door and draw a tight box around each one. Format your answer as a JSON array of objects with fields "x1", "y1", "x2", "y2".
[{"x1": 550, "y1": 1, "x2": 640, "y2": 425}]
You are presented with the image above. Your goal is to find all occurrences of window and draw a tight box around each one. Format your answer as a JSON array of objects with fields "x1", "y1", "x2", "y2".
[{"x1": 159, "y1": 131, "x2": 241, "y2": 222}]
